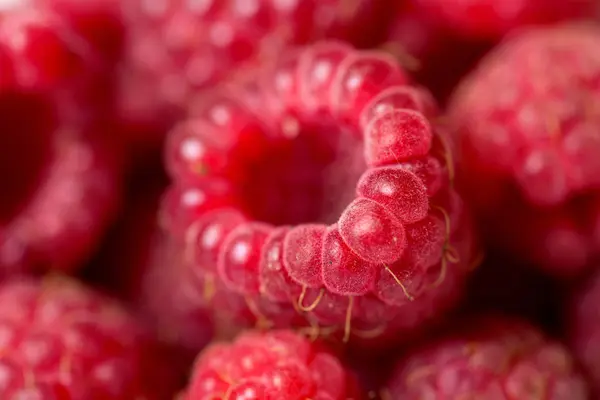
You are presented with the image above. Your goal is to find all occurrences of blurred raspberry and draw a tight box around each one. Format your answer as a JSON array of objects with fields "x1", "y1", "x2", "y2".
[
  {"x1": 0, "y1": 276, "x2": 178, "y2": 399},
  {"x1": 412, "y1": 0, "x2": 595, "y2": 40},
  {"x1": 156, "y1": 42, "x2": 478, "y2": 349},
  {"x1": 388, "y1": 315, "x2": 589, "y2": 399},
  {"x1": 449, "y1": 23, "x2": 600, "y2": 277}
]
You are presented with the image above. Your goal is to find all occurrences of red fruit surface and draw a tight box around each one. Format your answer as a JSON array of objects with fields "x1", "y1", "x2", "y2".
[
  {"x1": 0, "y1": 6, "x2": 121, "y2": 275},
  {"x1": 0, "y1": 276, "x2": 177, "y2": 399},
  {"x1": 118, "y1": 0, "x2": 394, "y2": 147},
  {"x1": 388, "y1": 315, "x2": 589, "y2": 399},
  {"x1": 413, "y1": 0, "x2": 595, "y2": 39},
  {"x1": 33, "y1": 0, "x2": 124, "y2": 68},
  {"x1": 568, "y1": 268, "x2": 600, "y2": 398},
  {"x1": 449, "y1": 23, "x2": 600, "y2": 277},
  {"x1": 183, "y1": 330, "x2": 360, "y2": 400},
  {"x1": 159, "y1": 42, "x2": 478, "y2": 347}
]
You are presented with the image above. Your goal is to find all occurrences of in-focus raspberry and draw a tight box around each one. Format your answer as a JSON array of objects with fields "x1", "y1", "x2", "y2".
[{"x1": 155, "y1": 41, "x2": 478, "y2": 349}]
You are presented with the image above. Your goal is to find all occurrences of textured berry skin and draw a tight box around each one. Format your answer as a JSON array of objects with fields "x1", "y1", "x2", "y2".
[
  {"x1": 183, "y1": 330, "x2": 360, "y2": 400},
  {"x1": 568, "y1": 268, "x2": 600, "y2": 398},
  {"x1": 388, "y1": 315, "x2": 589, "y2": 399},
  {"x1": 0, "y1": 6, "x2": 120, "y2": 275},
  {"x1": 413, "y1": 0, "x2": 595, "y2": 39},
  {"x1": 449, "y1": 24, "x2": 600, "y2": 277},
  {"x1": 160, "y1": 42, "x2": 478, "y2": 347},
  {"x1": 118, "y1": 0, "x2": 394, "y2": 142},
  {"x1": 0, "y1": 276, "x2": 177, "y2": 399}
]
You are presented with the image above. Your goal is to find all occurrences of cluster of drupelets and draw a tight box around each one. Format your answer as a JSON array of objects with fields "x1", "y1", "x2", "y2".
[{"x1": 0, "y1": 0, "x2": 600, "y2": 399}]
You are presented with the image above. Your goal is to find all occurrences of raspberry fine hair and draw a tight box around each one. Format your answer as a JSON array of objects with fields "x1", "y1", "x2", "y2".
[{"x1": 160, "y1": 40, "x2": 479, "y2": 347}]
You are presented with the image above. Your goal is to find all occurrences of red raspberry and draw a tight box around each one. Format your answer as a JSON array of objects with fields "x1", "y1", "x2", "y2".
[
  {"x1": 118, "y1": 0, "x2": 394, "y2": 143},
  {"x1": 0, "y1": 6, "x2": 121, "y2": 274},
  {"x1": 448, "y1": 23, "x2": 600, "y2": 277},
  {"x1": 182, "y1": 330, "x2": 360, "y2": 400},
  {"x1": 412, "y1": 0, "x2": 595, "y2": 39},
  {"x1": 161, "y1": 42, "x2": 478, "y2": 346},
  {"x1": 568, "y1": 268, "x2": 600, "y2": 398},
  {"x1": 0, "y1": 276, "x2": 177, "y2": 399},
  {"x1": 387, "y1": 315, "x2": 589, "y2": 399}
]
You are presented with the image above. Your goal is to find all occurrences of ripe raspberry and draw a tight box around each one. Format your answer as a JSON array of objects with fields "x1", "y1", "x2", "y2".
[
  {"x1": 118, "y1": 0, "x2": 394, "y2": 141},
  {"x1": 182, "y1": 330, "x2": 360, "y2": 400},
  {"x1": 161, "y1": 42, "x2": 478, "y2": 346},
  {"x1": 448, "y1": 23, "x2": 600, "y2": 277},
  {"x1": 387, "y1": 315, "x2": 589, "y2": 399},
  {"x1": 412, "y1": 0, "x2": 595, "y2": 39},
  {"x1": 0, "y1": 6, "x2": 121, "y2": 275},
  {"x1": 0, "y1": 276, "x2": 177, "y2": 399},
  {"x1": 568, "y1": 268, "x2": 600, "y2": 397}
]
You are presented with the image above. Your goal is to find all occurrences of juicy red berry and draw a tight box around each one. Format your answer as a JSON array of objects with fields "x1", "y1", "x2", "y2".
[
  {"x1": 388, "y1": 315, "x2": 589, "y2": 399},
  {"x1": 259, "y1": 227, "x2": 302, "y2": 302},
  {"x1": 0, "y1": 276, "x2": 177, "y2": 399},
  {"x1": 364, "y1": 109, "x2": 433, "y2": 166},
  {"x1": 159, "y1": 42, "x2": 477, "y2": 347},
  {"x1": 568, "y1": 269, "x2": 600, "y2": 398},
  {"x1": 183, "y1": 330, "x2": 359, "y2": 400},
  {"x1": 218, "y1": 222, "x2": 273, "y2": 294},
  {"x1": 283, "y1": 224, "x2": 327, "y2": 289},
  {"x1": 356, "y1": 166, "x2": 429, "y2": 224},
  {"x1": 322, "y1": 224, "x2": 378, "y2": 296},
  {"x1": 338, "y1": 198, "x2": 406, "y2": 265},
  {"x1": 449, "y1": 23, "x2": 600, "y2": 277},
  {"x1": 413, "y1": 0, "x2": 595, "y2": 39}
]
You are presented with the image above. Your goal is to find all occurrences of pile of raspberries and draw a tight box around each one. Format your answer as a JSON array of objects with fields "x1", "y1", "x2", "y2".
[{"x1": 2, "y1": 0, "x2": 600, "y2": 398}]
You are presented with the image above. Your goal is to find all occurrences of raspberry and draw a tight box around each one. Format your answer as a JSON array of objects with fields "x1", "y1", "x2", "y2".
[
  {"x1": 0, "y1": 276, "x2": 177, "y2": 399},
  {"x1": 160, "y1": 42, "x2": 477, "y2": 346},
  {"x1": 412, "y1": 0, "x2": 595, "y2": 39},
  {"x1": 0, "y1": 6, "x2": 120, "y2": 275},
  {"x1": 118, "y1": 0, "x2": 394, "y2": 143},
  {"x1": 387, "y1": 315, "x2": 589, "y2": 399},
  {"x1": 448, "y1": 23, "x2": 600, "y2": 277},
  {"x1": 182, "y1": 330, "x2": 359, "y2": 400},
  {"x1": 568, "y1": 268, "x2": 600, "y2": 397}
]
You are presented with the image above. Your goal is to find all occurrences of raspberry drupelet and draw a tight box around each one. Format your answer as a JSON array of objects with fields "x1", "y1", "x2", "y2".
[
  {"x1": 182, "y1": 330, "x2": 361, "y2": 400},
  {"x1": 160, "y1": 41, "x2": 478, "y2": 346},
  {"x1": 412, "y1": 0, "x2": 595, "y2": 40},
  {"x1": 387, "y1": 315, "x2": 589, "y2": 399},
  {"x1": 118, "y1": 0, "x2": 394, "y2": 140},
  {"x1": 0, "y1": 6, "x2": 120, "y2": 275},
  {"x1": 449, "y1": 23, "x2": 600, "y2": 278},
  {"x1": 568, "y1": 268, "x2": 600, "y2": 398},
  {"x1": 0, "y1": 276, "x2": 177, "y2": 399}
]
